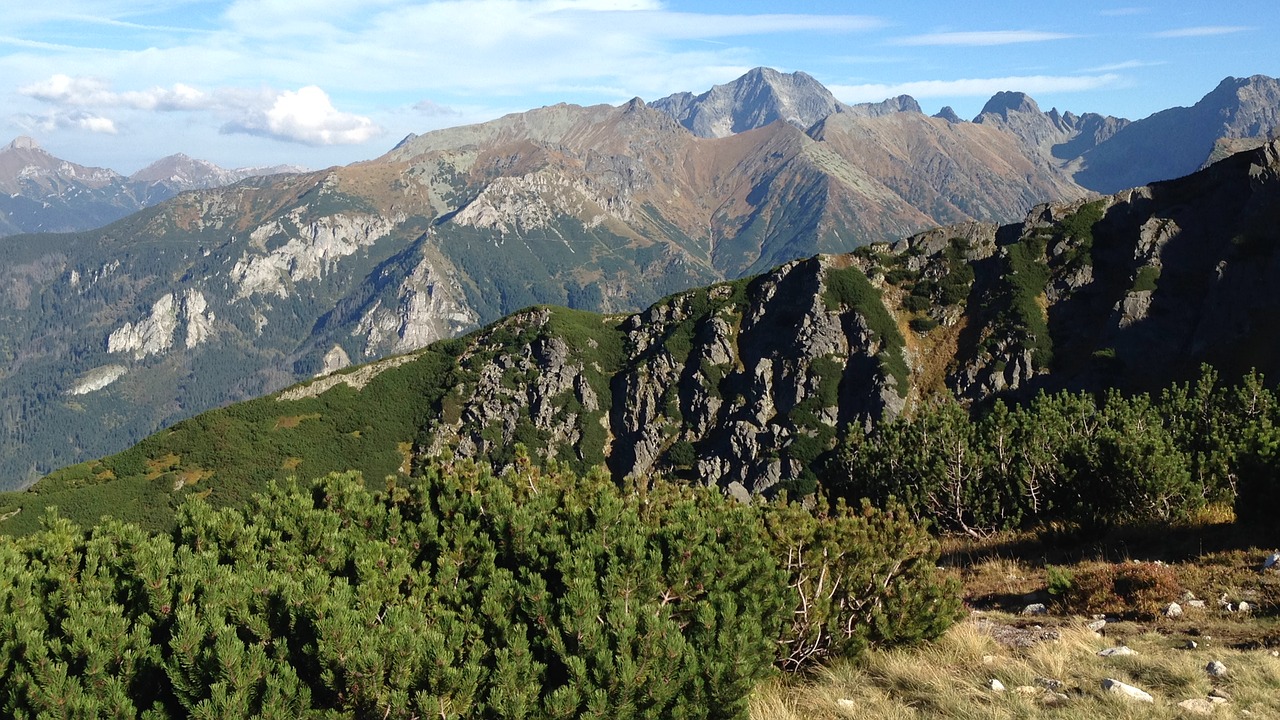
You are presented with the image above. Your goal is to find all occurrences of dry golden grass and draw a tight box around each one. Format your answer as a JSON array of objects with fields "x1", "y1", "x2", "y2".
[
  {"x1": 753, "y1": 617, "x2": 1280, "y2": 719},
  {"x1": 274, "y1": 413, "x2": 322, "y2": 430},
  {"x1": 144, "y1": 452, "x2": 181, "y2": 479}
]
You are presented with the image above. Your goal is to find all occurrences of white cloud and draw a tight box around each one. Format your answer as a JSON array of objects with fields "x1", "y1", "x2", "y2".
[
  {"x1": 829, "y1": 74, "x2": 1123, "y2": 103},
  {"x1": 20, "y1": 74, "x2": 214, "y2": 111},
  {"x1": 223, "y1": 86, "x2": 381, "y2": 145},
  {"x1": 15, "y1": 109, "x2": 117, "y2": 134},
  {"x1": 18, "y1": 74, "x2": 377, "y2": 145},
  {"x1": 892, "y1": 30, "x2": 1077, "y2": 47},
  {"x1": 1152, "y1": 26, "x2": 1249, "y2": 38}
]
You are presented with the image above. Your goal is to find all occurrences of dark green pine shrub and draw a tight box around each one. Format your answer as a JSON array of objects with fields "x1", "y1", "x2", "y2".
[{"x1": 0, "y1": 455, "x2": 961, "y2": 719}]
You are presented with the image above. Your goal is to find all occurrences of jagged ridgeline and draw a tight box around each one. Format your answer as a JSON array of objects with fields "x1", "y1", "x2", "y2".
[{"x1": 3, "y1": 140, "x2": 1280, "y2": 535}]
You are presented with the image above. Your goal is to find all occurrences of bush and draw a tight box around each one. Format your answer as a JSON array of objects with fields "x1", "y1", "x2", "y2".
[
  {"x1": 761, "y1": 498, "x2": 963, "y2": 671},
  {"x1": 0, "y1": 458, "x2": 964, "y2": 718},
  {"x1": 910, "y1": 316, "x2": 939, "y2": 333}
]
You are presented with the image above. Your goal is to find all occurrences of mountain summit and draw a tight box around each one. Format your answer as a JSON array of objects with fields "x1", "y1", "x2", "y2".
[{"x1": 652, "y1": 67, "x2": 848, "y2": 137}]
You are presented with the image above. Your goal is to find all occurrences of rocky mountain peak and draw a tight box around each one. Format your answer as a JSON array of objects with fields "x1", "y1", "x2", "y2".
[
  {"x1": 933, "y1": 106, "x2": 964, "y2": 124},
  {"x1": 4, "y1": 136, "x2": 42, "y2": 152},
  {"x1": 975, "y1": 91, "x2": 1042, "y2": 122},
  {"x1": 847, "y1": 95, "x2": 923, "y2": 118},
  {"x1": 1074, "y1": 74, "x2": 1280, "y2": 193},
  {"x1": 652, "y1": 66, "x2": 849, "y2": 138}
]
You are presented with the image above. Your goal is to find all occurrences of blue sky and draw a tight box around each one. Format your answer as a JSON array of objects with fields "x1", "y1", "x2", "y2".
[{"x1": 3, "y1": 1, "x2": 1276, "y2": 173}]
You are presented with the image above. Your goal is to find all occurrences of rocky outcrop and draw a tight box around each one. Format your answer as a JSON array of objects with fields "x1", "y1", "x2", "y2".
[
  {"x1": 421, "y1": 255, "x2": 915, "y2": 495},
  {"x1": 354, "y1": 251, "x2": 478, "y2": 357},
  {"x1": 231, "y1": 209, "x2": 401, "y2": 300},
  {"x1": 106, "y1": 289, "x2": 215, "y2": 359},
  {"x1": 66, "y1": 365, "x2": 128, "y2": 396}
]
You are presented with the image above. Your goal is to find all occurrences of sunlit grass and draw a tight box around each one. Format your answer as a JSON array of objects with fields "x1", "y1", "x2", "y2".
[{"x1": 753, "y1": 613, "x2": 1280, "y2": 719}]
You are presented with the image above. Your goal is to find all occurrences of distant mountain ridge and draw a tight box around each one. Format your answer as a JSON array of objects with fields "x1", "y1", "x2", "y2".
[
  {"x1": 0, "y1": 137, "x2": 303, "y2": 235},
  {"x1": 0, "y1": 68, "x2": 1278, "y2": 488}
]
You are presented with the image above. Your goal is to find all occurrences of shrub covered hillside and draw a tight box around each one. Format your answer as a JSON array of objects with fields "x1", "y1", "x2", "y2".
[
  {"x1": 0, "y1": 455, "x2": 959, "y2": 719},
  {"x1": 826, "y1": 366, "x2": 1280, "y2": 538}
]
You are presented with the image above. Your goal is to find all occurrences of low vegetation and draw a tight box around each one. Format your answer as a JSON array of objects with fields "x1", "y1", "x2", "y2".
[
  {"x1": 0, "y1": 455, "x2": 959, "y2": 719},
  {"x1": 826, "y1": 366, "x2": 1280, "y2": 538}
]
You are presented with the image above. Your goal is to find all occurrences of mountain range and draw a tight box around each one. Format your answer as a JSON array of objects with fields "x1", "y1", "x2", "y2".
[
  {"x1": 0, "y1": 137, "x2": 302, "y2": 236},
  {"x1": 5, "y1": 136, "x2": 1278, "y2": 533},
  {"x1": 0, "y1": 68, "x2": 1278, "y2": 488}
]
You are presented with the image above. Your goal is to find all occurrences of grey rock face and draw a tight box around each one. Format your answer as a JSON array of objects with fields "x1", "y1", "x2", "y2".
[{"x1": 652, "y1": 67, "x2": 850, "y2": 138}]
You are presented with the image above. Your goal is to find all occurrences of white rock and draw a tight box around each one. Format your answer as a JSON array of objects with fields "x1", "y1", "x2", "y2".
[
  {"x1": 1178, "y1": 698, "x2": 1219, "y2": 715},
  {"x1": 1087, "y1": 618, "x2": 1107, "y2": 632},
  {"x1": 107, "y1": 293, "x2": 179, "y2": 359},
  {"x1": 1206, "y1": 660, "x2": 1228, "y2": 677},
  {"x1": 1102, "y1": 678, "x2": 1153, "y2": 702},
  {"x1": 1183, "y1": 590, "x2": 1199, "y2": 602},
  {"x1": 1098, "y1": 646, "x2": 1137, "y2": 657},
  {"x1": 1022, "y1": 603, "x2": 1047, "y2": 616},
  {"x1": 836, "y1": 698, "x2": 856, "y2": 710},
  {"x1": 1238, "y1": 601, "x2": 1253, "y2": 614},
  {"x1": 1185, "y1": 640, "x2": 1199, "y2": 650},
  {"x1": 1164, "y1": 602, "x2": 1184, "y2": 618},
  {"x1": 1263, "y1": 552, "x2": 1279, "y2": 570},
  {"x1": 67, "y1": 364, "x2": 128, "y2": 395},
  {"x1": 1188, "y1": 599, "x2": 1207, "y2": 609},
  {"x1": 988, "y1": 678, "x2": 1006, "y2": 692}
]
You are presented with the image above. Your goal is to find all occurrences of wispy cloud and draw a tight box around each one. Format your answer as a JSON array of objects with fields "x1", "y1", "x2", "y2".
[
  {"x1": 1081, "y1": 60, "x2": 1165, "y2": 72},
  {"x1": 892, "y1": 30, "x2": 1077, "y2": 47},
  {"x1": 14, "y1": 109, "x2": 117, "y2": 134},
  {"x1": 1152, "y1": 26, "x2": 1250, "y2": 38},
  {"x1": 829, "y1": 74, "x2": 1123, "y2": 103}
]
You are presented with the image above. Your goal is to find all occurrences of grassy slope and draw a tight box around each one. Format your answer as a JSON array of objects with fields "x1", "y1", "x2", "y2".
[
  {"x1": 754, "y1": 521, "x2": 1280, "y2": 719},
  {"x1": 0, "y1": 344, "x2": 460, "y2": 535}
]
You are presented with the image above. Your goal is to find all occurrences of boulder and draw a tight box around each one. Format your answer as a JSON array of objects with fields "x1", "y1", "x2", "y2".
[
  {"x1": 1102, "y1": 678, "x2": 1153, "y2": 702},
  {"x1": 1177, "y1": 698, "x2": 1219, "y2": 715},
  {"x1": 1098, "y1": 646, "x2": 1137, "y2": 657},
  {"x1": 1021, "y1": 603, "x2": 1047, "y2": 616},
  {"x1": 1206, "y1": 660, "x2": 1228, "y2": 678},
  {"x1": 988, "y1": 678, "x2": 1006, "y2": 692},
  {"x1": 1042, "y1": 691, "x2": 1070, "y2": 707},
  {"x1": 1164, "y1": 602, "x2": 1184, "y2": 618}
]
